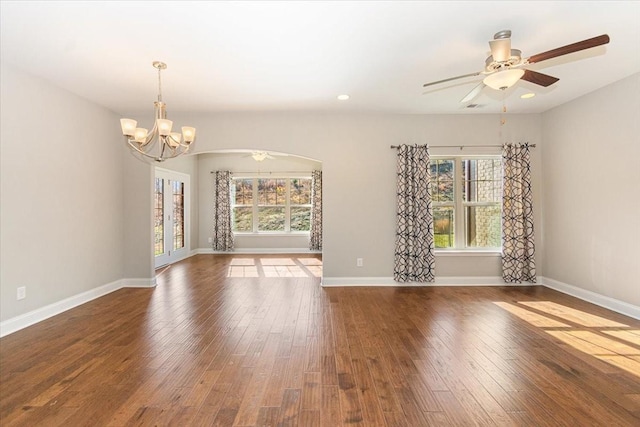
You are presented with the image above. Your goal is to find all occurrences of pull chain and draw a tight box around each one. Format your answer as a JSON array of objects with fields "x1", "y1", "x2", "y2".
[{"x1": 499, "y1": 88, "x2": 507, "y2": 145}]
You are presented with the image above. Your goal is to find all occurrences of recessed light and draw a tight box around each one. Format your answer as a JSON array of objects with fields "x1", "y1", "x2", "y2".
[
  {"x1": 337, "y1": 94, "x2": 350, "y2": 101},
  {"x1": 521, "y1": 93, "x2": 536, "y2": 99}
]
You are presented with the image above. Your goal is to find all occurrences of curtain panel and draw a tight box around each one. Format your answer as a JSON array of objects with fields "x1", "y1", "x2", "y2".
[
  {"x1": 310, "y1": 170, "x2": 323, "y2": 251},
  {"x1": 394, "y1": 144, "x2": 435, "y2": 282},
  {"x1": 502, "y1": 143, "x2": 536, "y2": 282},
  {"x1": 213, "y1": 170, "x2": 234, "y2": 252}
]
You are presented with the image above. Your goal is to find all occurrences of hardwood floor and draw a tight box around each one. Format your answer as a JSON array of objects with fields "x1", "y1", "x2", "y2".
[{"x1": 1, "y1": 254, "x2": 639, "y2": 426}]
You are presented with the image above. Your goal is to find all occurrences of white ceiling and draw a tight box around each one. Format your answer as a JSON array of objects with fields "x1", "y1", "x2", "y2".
[{"x1": 1, "y1": 1, "x2": 639, "y2": 116}]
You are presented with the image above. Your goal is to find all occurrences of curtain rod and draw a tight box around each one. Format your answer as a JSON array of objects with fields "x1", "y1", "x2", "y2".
[
  {"x1": 390, "y1": 144, "x2": 536, "y2": 149},
  {"x1": 210, "y1": 170, "x2": 313, "y2": 174}
]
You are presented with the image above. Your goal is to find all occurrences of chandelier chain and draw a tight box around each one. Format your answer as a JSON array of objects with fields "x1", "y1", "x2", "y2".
[{"x1": 157, "y1": 66, "x2": 163, "y2": 102}]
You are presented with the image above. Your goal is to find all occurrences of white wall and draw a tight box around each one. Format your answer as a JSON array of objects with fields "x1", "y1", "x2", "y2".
[
  {"x1": 198, "y1": 152, "x2": 321, "y2": 251},
  {"x1": 541, "y1": 73, "x2": 640, "y2": 306},
  {"x1": 169, "y1": 112, "x2": 543, "y2": 280},
  {"x1": 122, "y1": 151, "x2": 154, "y2": 279},
  {"x1": 0, "y1": 64, "x2": 125, "y2": 321}
]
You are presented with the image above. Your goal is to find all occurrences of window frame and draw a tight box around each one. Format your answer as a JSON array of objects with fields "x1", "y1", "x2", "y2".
[
  {"x1": 431, "y1": 155, "x2": 503, "y2": 253},
  {"x1": 231, "y1": 175, "x2": 312, "y2": 234}
]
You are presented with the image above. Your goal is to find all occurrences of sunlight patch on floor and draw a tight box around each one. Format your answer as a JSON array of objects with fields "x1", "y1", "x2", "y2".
[
  {"x1": 263, "y1": 266, "x2": 309, "y2": 278},
  {"x1": 494, "y1": 300, "x2": 640, "y2": 378},
  {"x1": 297, "y1": 258, "x2": 323, "y2": 266},
  {"x1": 225, "y1": 257, "x2": 323, "y2": 278},
  {"x1": 519, "y1": 301, "x2": 628, "y2": 327},
  {"x1": 228, "y1": 266, "x2": 259, "y2": 277},
  {"x1": 493, "y1": 302, "x2": 570, "y2": 327},
  {"x1": 230, "y1": 258, "x2": 256, "y2": 266},
  {"x1": 260, "y1": 258, "x2": 296, "y2": 266},
  {"x1": 602, "y1": 330, "x2": 640, "y2": 346}
]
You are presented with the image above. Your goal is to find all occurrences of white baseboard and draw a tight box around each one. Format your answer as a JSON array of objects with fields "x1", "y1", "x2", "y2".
[
  {"x1": 0, "y1": 279, "x2": 123, "y2": 338},
  {"x1": 0, "y1": 277, "x2": 157, "y2": 338},
  {"x1": 321, "y1": 276, "x2": 525, "y2": 287},
  {"x1": 197, "y1": 247, "x2": 320, "y2": 254},
  {"x1": 123, "y1": 277, "x2": 157, "y2": 288},
  {"x1": 540, "y1": 276, "x2": 640, "y2": 320}
]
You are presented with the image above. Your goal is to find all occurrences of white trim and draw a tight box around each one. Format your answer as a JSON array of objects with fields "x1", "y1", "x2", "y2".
[
  {"x1": 233, "y1": 232, "x2": 311, "y2": 237},
  {"x1": 0, "y1": 279, "x2": 123, "y2": 337},
  {"x1": 435, "y1": 250, "x2": 501, "y2": 257},
  {"x1": 123, "y1": 277, "x2": 157, "y2": 288},
  {"x1": 540, "y1": 276, "x2": 640, "y2": 320},
  {"x1": 320, "y1": 276, "x2": 526, "y2": 287},
  {"x1": 197, "y1": 247, "x2": 320, "y2": 255},
  {"x1": 0, "y1": 276, "x2": 158, "y2": 337},
  {"x1": 155, "y1": 249, "x2": 196, "y2": 269}
]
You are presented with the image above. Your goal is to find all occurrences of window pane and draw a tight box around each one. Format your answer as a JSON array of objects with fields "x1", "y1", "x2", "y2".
[
  {"x1": 233, "y1": 179, "x2": 253, "y2": 205},
  {"x1": 258, "y1": 179, "x2": 286, "y2": 205},
  {"x1": 291, "y1": 178, "x2": 311, "y2": 205},
  {"x1": 154, "y1": 178, "x2": 164, "y2": 256},
  {"x1": 431, "y1": 159, "x2": 454, "y2": 202},
  {"x1": 233, "y1": 207, "x2": 253, "y2": 232},
  {"x1": 172, "y1": 181, "x2": 185, "y2": 250},
  {"x1": 462, "y1": 159, "x2": 502, "y2": 203},
  {"x1": 258, "y1": 207, "x2": 285, "y2": 231},
  {"x1": 465, "y1": 205, "x2": 501, "y2": 247},
  {"x1": 291, "y1": 207, "x2": 311, "y2": 231},
  {"x1": 434, "y1": 206, "x2": 454, "y2": 248}
]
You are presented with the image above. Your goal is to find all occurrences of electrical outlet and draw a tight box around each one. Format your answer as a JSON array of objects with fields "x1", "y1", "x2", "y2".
[
  {"x1": 208, "y1": 237, "x2": 213, "y2": 243},
  {"x1": 356, "y1": 258, "x2": 363, "y2": 267},
  {"x1": 17, "y1": 286, "x2": 26, "y2": 300}
]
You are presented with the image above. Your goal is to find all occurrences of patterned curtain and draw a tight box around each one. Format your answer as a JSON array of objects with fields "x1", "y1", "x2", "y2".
[
  {"x1": 213, "y1": 171, "x2": 234, "y2": 252},
  {"x1": 309, "y1": 170, "x2": 323, "y2": 251},
  {"x1": 502, "y1": 143, "x2": 536, "y2": 282},
  {"x1": 394, "y1": 144, "x2": 435, "y2": 282}
]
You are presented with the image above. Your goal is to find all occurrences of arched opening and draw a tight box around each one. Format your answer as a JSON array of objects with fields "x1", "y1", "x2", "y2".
[{"x1": 200, "y1": 149, "x2": 322, "y2": 254}]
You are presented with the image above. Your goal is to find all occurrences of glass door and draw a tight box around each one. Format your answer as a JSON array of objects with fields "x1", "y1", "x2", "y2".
[{"x1": 155, "y1": 169, "x2": 189, "y2": 268}]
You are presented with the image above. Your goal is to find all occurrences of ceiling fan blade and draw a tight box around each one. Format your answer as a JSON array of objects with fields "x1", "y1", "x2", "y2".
[
  {"x1": 460, "y1": 82, "x2": 485, "y2": 103},
  {"x1": 489, "y1": 38, "x2": 511, "y2": 62},
  {"x1": 521, "y1": 70, "x2": 559, "y2": 87},
  {"x1": 526, "y1": 34, "x2": 610, "y2": 64},
  {"x1": 423, "y1": 71, "x2": 481, "y2": 88}
]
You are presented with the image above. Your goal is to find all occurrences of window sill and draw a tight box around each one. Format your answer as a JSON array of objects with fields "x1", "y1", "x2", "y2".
[
  {"x1": 233, "y1": 232, "x2": 310, "y2": 237},
  {"x1": 434, "y1": 250, "x2": 502, "y2": 257}
]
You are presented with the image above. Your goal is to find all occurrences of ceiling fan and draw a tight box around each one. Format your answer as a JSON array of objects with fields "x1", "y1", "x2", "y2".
[
  {"x1": 243, "y1": 151, "x2": 288, "y2": 162},
  {"x1": 423, "y1": 30, "x2": 610, "y2": 104}
]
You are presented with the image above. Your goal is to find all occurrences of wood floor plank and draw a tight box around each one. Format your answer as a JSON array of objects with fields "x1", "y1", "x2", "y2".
[
  {"x1": 320, "y1": 385, "x2": 341, "y2": 427},
  {"x1": 2, "y1": 254, "x2": 640, "y2": 426}
]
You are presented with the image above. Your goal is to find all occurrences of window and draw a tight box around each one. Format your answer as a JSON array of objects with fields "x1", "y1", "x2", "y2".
[
  {"x1": 231, "y1": 177, "x2": 312, "y2": 233},
  {"x1": 431, "y1": 157, "x2": 502, "y2": 250},
  {"x1": 154, "y1": 178, "x2": 164, "y2": 256}
]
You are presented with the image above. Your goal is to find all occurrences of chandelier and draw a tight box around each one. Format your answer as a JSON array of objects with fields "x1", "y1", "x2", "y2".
[{"x1": 119, "y1": 61, "x2": 196, "y2": 162}]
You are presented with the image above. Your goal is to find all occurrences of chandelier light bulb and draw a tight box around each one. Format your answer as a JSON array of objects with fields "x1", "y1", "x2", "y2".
[
  {"x1": 168, "y1": 132, "x2": 181, "y2": 148},
  {"x1": 134, "y1": 128, "x2": 148, "y2": 144},
  {"x1": 120, "y1": 118, "x2": 137, "y2": 136},
  {"x1": 157, "y1": 119, "x2": 173, "y2": 136},
  {"x1": 182, "y1": 126, "x2": 196, "y2": 143}
]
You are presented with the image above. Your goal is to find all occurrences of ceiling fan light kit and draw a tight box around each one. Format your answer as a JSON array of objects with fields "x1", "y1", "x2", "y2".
[
  {"x1": 483, "y1": 68, "x2": 525, "y2": 90},
  {"x1": 422, "y1": 30, "x2": 610, "y2": 104},
  {"x1": 252, "y1": 151, "x2": 270, "y2": 162}
]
